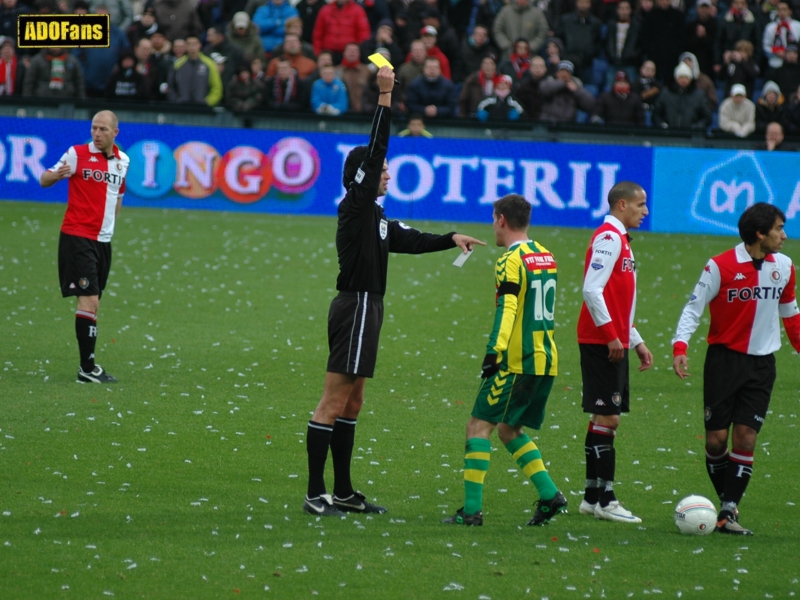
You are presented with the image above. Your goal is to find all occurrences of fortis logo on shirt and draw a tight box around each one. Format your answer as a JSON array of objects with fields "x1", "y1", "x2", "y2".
[
  {"x1": 621, "y1": 258, "x2": 635, "y2": 272},
  {"x1": 81, "y1": 169, "x2": 124, "y2": 185},
  {"x1": 727, "y1": 286, "x2": 784, "y2": 302}
]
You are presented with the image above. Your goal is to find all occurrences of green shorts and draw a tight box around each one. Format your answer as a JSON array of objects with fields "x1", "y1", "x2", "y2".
[{"x1": 471, "y1": 371, "x2": 554, "y2": 430}]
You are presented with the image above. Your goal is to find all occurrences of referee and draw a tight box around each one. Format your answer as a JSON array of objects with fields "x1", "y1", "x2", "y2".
[
  {"x1": 40, "y1": 110, "x2": 129, "y2": 384},
  {"x1": 304, "y1": 66, "x2": 485, "y2": 517}
]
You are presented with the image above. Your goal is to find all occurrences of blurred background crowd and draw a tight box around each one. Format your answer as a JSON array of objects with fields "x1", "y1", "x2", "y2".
[{"x1": 1, "y1": 0, "x2": 799, "y2": 140}]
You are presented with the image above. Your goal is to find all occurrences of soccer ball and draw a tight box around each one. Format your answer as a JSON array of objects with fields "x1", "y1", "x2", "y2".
[{"x1": 674, "y1": 495, "x2": 717, "y2": 535}]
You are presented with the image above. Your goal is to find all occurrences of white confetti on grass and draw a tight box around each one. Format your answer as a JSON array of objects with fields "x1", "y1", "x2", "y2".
[{"x1": 443, "y1": 582, "x2": 464, "y2": 591}]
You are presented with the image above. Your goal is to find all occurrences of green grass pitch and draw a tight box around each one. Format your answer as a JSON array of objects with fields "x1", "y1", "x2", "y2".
[{"x1": 1, "y1": 200, "x2": 799, "y2": 598}]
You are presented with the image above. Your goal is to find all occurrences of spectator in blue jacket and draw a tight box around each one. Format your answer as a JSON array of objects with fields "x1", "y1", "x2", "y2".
[
  {"x1": 311, "y1": 64, "x2": 349, "y2": 114},
  {"x1": 72, "y1": 5, "x2": 129, "y2": 97},
  {"x1": 253, "y1": 0, "x2": 298, "y2": 55},
  {"x1": 407, "y1": 56, "x2": 458, "y2": 119}
]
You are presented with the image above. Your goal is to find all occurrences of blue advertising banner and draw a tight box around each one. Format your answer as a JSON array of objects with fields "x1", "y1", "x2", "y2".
[
  {"x1": 652, "y1": 147, "x2": 800, "y2": 238},
  {"x1": 0, "y1": 116, "x2": 653, "y2": 230}
]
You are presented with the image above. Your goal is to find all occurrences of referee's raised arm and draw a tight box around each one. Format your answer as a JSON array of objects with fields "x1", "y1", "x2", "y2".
[{"x1": 343, "y1": 67, "x2": 395, "y2": 207}]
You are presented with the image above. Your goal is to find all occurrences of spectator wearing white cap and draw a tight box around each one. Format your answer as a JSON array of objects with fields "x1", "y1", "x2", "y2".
[
  {"x1": 227, "y1": 11, "x2": 266, "y2": 66},
  {"x1": 719, "y1": 83, "x2": 756, "y2": 137},
  {"x1": 652, "y1": 62, "x2": 712, "y2": 129},
  {"x1": 407, "y1": 25, "x2": 451, "y2": 80},
  {"x1": 539, "y1": 59, "x2": 596, "y2": 123},
  {"x1": 680, "y1": 51, "x2": 718, "y2": 112}
]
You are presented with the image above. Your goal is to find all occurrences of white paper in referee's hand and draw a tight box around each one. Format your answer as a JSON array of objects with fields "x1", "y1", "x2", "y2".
[{"x1": 452, "y1": 249, "x2": 473, "y2": 267}]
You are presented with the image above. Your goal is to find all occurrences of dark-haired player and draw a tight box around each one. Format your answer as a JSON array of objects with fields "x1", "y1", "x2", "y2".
[
  {"x1": 577, "y1": 181, "x2": 653, "y2": 524},
  {"x1": 303, "y1": 66, "x2": 485, "y2": 516},
  {"x1": 672, "y1": 202, "x2": 800, "y2": 535},
  {"x1": 40, "y1": 110, "x2": 129, "y2": 384},
  {"x1": 443, "y1": 193, "x2": 566, "y2": 527}
]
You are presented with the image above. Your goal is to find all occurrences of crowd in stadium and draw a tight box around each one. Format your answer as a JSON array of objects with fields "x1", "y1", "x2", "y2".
[{"x1": 1, "y1": 0, "x2": 800, "y2": 137}]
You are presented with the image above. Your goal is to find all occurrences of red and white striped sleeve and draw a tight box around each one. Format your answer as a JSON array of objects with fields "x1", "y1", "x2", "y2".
[
  {"x1": 779, "y1": 263, "x2": 800, "y2": 352},
  {"x1": 49, "y1": 146, "x2": 77, "y2": 176},
  {"x1": 582, "y1": 230, "x2": 621, "y2": 333},
  {"x1": 672, "y1": 258, "x2": 721, "y2": 356}
]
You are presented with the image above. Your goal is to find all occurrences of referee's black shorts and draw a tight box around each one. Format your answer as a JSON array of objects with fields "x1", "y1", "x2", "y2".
[
  {"x1": 58, "y1": 232, "x2": 112, "y2": 299},
  {"x1": 703, "y1": 344, "x2": 775, "y2": 433},
  {"x1": 580, "y1": 343, "x2": 630, "y2": 415},
  {"x1": 326, "y1": 291, "x2": 384, "y2": 378}
]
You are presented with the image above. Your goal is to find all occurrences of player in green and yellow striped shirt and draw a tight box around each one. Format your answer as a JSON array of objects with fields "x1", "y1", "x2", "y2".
[{"x1": 443, "y1": 194, "x2": 567, "y2": 527}]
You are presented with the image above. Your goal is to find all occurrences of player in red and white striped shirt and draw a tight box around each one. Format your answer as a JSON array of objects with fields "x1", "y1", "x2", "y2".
[
  {"x1": 577, "y1": 181, "x2": 653, "y2": 524},
  {"x1": 672, "y1": 202, "x2": 800, "y2": 535},
  {"x1": 40, "y1": 110, "x2": 130, "y2": 384}
]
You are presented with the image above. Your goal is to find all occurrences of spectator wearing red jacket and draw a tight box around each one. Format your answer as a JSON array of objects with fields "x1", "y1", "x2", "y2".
[{"x1": 312, "y1": 0, "x2": 370, "y2": 62}]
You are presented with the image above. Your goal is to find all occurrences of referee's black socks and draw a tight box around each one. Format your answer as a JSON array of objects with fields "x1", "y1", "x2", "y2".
[
  {"x1": 307, "y1": 421, "x2": 333, "y2": 498},
  {"x1": 75, "y1": 310, "x2": 98, "y2": 372},
  {"x1": 330, "y1": 418, "x2": 357, "y2": 498}
]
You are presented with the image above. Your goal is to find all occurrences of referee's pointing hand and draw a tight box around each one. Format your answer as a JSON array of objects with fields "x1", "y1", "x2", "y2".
[{"x1": 453, "y1": 234, "x2": 486, "y2": 253}]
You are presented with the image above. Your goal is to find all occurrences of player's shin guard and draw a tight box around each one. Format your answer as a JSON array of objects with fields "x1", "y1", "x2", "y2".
[
  {"x1": 506, "y1": 434, "x2": 557, "y2": 501},
  {"x1": 463, "y1": 438, "x2": 491, "y2": 515},
  {"x1": 723, "y1": 448, "x2": 754, "y2": 508},
  {"x1": 584, "y1": 424, "x2": 599, "y2": 504},
  {"x1": 75, "y1": 310, "x2": 97, "y2": 372},
  {"x1": 589, "y1": 423, "x2": 617, "y2": 507},
  {"x1": 705, "y1": 446, "x2": 729, "y2": 501},
  {"x1": 306, "y1": 421, "x2": 333, "y2": 498},
  {"x1": 330, "y1": 417, "x2": 357, "y2": 498}
]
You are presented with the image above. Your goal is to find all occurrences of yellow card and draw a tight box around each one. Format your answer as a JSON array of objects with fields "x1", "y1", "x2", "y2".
[{"x1": 368, "y1": 53, "x2": 394, "y2": 70}]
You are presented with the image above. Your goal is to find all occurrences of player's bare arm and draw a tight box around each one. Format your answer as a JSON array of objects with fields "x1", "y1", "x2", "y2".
[
  {"x1": 635, "y1": 342, "x2": 653, "y2": 371},
  {"x1": 40, "y1": 164, "x2": 71, "y2": 187}
]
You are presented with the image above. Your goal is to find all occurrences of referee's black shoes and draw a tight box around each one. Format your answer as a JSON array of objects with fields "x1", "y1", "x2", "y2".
[
  {"x1": 333, "y1": 490, "x2": 388, "y2": 514},
  {"x1": 303, "y1": 495, "x2": 346, "y2": 517},
  {"x1": 77, "y1": 365, "x2": 118, "y2": 384}
]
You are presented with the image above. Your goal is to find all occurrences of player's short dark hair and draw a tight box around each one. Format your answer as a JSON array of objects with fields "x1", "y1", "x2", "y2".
[
  {"x1": 493, "y1": 194, "x2": 531, "y2": 230},
  {"x1": 608, "y1": 180, "x2": 644, "y2": 208},
  {"x1": 738, "y1": 202, "x2": 785, "y2": 244},
  {"x1": 343, "y1": 145, "x2": 370, "y2": 191}
]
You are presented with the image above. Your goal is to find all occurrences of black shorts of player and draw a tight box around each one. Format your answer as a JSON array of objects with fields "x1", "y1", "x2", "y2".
[
  {"x1": 326, "y1": 291, "x2": 384, "y2": 378},
  {"x1": 58, "y1": 232, "x2": 112, "y2": 299},
  {"x1": 703, "y1": 344, "x2": 775, "y2": 433},
  {"x1": 580, "y1": 343, "x2": 630, "y2": 415}
]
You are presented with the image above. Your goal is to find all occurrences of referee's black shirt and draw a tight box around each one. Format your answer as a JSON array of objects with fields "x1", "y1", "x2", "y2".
[{"x1": 336, "y1": 105, "x2": 457, "y2": 296}]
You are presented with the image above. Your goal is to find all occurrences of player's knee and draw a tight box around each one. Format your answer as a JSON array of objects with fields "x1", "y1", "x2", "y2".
[
  {"x1": 496, "y1": 423, "x2": 522, "y2": 445},
  {"x1": 593, "y1": 414, "x2": 620, "y2": 430},
  {"x1": 77, "y1": 295, "x2": 99, "y2": 313}
]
